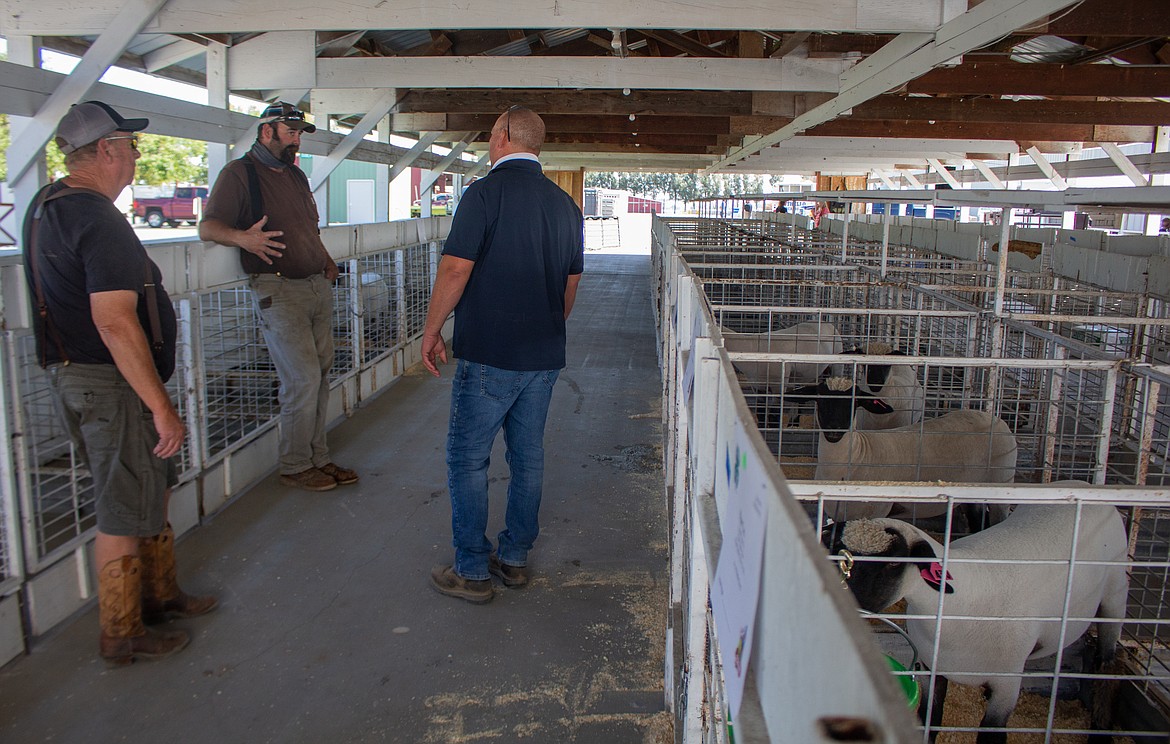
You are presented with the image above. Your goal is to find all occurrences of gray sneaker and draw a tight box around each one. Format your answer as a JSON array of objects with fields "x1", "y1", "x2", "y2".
[
  {"x1": 430, "y1": 565, "x2": 494, "y2": 604},
  {"x1": 280, "y1": 467, "x2": 337, "y2": 492},
  {"x1": 489, "y1": 555, "x2": 530, "y2": 587}
]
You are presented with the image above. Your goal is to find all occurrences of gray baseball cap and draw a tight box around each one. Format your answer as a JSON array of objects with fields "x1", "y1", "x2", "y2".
[{"x1": 55, "y1": 101, "x2": 149, "y2": 154}]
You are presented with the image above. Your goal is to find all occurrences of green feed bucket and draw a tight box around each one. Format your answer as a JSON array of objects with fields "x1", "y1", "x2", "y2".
[{"x1": 884, "y1": 654, "x2": 921, "y2": 709}]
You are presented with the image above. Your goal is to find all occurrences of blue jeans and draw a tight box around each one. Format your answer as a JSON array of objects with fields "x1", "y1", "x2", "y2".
[{"x1": 447, "y1": 359, "x2": 560, "y2": 580}]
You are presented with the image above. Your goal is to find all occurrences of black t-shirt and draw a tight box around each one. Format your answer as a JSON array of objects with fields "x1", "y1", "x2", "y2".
[{"x1": 22, "y1": 182, "x2": 178, "y2": 381}]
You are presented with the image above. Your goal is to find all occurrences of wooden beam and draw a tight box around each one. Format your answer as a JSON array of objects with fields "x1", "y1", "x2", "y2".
[
  {"x1": 908, "y1": 62, "x2": 1170, "y2": 97},
  {"x1": 770, "y1": 32, "x2": 811, "y2": 58},
  {"x1": 738, "y1": 31, "x2": 765, "y2": 58},
  {"x1": 316, "y1": 56, "x2": 846, "y2": 92},
  {"x1": 539, "y1": 142, "x2": 713, "y2": 154},
  {"x1": 638, "y1": 29, "x2": 727, "y2": 58},
  {"x1": 852, "y1": 97, "x2": 1170, "y2": 126},
  {"x1": 439, "y1": 113, "x2": 732, "y2": 135},
  {"x1": 539, "y1": 132, "x2": 722, "y2": 147},
  {"x1": 1045, "y1": 0, "x2": 1170, "y2": 36},
  {"x1": 0, "y1": 0, "x2": 957, "y2": 34},
  {"x1": 396, "y1": 89, "x2": 754, "y2": 116},
  {"x1": 809, "y1": 118, "x2": 1153, "y2": 143}
]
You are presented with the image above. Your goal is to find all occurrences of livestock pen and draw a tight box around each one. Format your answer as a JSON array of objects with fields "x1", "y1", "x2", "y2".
[
  {"x1": 0, "y1": 219, "x2": 446, "y2": 641},
  {"x1": 656, "y1": 212, "x2": 1170, "y2": 742}
]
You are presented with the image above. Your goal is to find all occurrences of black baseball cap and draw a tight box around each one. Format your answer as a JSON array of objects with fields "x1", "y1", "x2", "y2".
[{"x1": 259, "y1": 102, "x2": 317, "y2": 133}]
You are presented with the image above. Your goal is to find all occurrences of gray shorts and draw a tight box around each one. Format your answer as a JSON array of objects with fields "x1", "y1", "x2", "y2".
[{"x1": 48, "y1": 364, "x2": 177, "y2": 537}]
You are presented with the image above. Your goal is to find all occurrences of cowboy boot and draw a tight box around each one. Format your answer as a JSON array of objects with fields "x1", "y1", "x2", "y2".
[
  {"x1": 98, "y1": 556, "x2": 189, "y2": 667},
  {"x1": 139, "y1": 524, "x2": 218, "y2": 625}
]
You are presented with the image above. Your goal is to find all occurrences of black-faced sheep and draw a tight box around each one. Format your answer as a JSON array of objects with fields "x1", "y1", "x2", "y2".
[
  {"x1": 822, "y1": 502, "x2": 1128, "y2": 743},
  {"x1": 789, "y1": 377, "x2": 1017, "y2": 521},
  {"x1": 849, "y1": 342, "x2": 925, "y2": 431}
]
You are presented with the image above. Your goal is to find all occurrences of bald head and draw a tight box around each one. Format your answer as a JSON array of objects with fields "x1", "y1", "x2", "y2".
[{"x1": 492, "y1": 106, "x2": 545, "y2": 155}]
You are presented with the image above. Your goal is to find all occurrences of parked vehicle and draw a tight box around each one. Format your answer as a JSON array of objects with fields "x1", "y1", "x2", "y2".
[
  {"x1": 134, "y1": 186, "x2": 209, "y2": 228},
  {"x1": 410, "y1": 192, "x2": 453, "y2": 217}
]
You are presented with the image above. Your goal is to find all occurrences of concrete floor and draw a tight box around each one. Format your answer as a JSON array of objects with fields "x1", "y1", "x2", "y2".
[{"x1": 0, "y1": 253, "x2": 672, "y2": 744}]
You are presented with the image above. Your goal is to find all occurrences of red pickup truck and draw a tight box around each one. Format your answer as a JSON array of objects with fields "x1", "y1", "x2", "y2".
[{"x1": 133, "y1": 186, "x2": 209, "y2": 228}]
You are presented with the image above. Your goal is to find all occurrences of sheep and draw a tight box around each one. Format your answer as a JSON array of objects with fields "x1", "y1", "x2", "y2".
[
  {"x1": 849, "y1": 342, "x2": 925, "y2": 431},
  {"x1": 789, "y1": 377, "x2": 1017, "y2": 522},
  {"x1": 723, "y1": 320, "x2": 843, "y2": 391},
  {"x1": 822, "y1": 501, "x2": 1128, "y2": 743}
]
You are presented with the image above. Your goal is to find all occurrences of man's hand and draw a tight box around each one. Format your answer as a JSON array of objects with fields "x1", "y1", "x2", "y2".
[
  {"x1": 238, "y1": 215, "x2": 285, "y2": 264},
  {"x1": 153, "y1": 406, "x2": 186, "y2": 459},
  {"x1": 422, "y1": 332, "x2": 447, "y2": 377},
  {"x1": 324, "y1": 259, "x2": 340, "y2": 282}
]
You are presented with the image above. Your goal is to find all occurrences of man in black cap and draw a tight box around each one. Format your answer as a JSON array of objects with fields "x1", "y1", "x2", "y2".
[
  {"x1": 22, "y1": 100, "x2": 217, "y2": 666},
  {"x1": 200, "y1": 102, "x2": 358, "y2": 492}
]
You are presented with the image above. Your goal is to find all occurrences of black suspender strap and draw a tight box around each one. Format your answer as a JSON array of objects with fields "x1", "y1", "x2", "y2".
[
  {"x1": 29, "y1": 186, "x2": 166, "y2": 366},
  {"x1": 240, "y1": 156, "x2": 264, "y2": 228},
  {"x1": 142, "y1": 261, "x2": 165, "y2": 354}
]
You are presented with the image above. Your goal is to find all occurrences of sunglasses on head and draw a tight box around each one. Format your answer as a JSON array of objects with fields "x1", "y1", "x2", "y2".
[{"x1": 504, "y1": 105, "x2": 523, "y2": 141}]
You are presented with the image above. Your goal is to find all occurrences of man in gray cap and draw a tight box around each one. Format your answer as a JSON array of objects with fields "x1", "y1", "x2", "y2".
[
  {"x1": 22, "y1": 100, "x2": 217, "y2": 666},
  {"x1": 200, "y1": 102, "x2": 358, "y2": 493}
]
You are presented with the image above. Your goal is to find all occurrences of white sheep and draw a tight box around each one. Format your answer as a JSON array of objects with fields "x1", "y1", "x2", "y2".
[
  {"x1": 723, "y1": 320, "x2": 843, "y2": 391},
  {"x1": 791, "y1": 377, "x2": 1017, "y2": 521},
  {"x1": 850, "y1": 342, "x2": 925, "y2": 431},
  {"x1": 823, "y1": 501, "x2": 1128, "y2": 742}
]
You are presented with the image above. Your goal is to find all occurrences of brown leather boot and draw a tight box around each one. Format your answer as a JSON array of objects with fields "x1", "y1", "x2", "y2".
[
  {"x1": 98, "y1": 556, "x2": 189, "y2": 667},
  {"x1": 139, "y1": 524, "x2": 218, "y2": 625}
]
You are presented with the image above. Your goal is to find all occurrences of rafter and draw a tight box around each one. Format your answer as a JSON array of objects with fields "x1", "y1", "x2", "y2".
[{"x1": 908, "y1": 62, "x2": 1170, "y2": 97}]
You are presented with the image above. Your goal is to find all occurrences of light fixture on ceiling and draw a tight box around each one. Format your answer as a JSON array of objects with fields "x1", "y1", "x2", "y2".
[
  {"x1": 629, "y1": 113, "x2": 636, "y2": 122},
  {"x1": 622, "y1": 88, "x2": 631, "y2": 96}
]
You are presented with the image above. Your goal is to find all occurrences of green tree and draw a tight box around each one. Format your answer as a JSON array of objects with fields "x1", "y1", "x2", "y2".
[
  {"x1": 0, "y1": 114, "x2": 8, "y2": 182},
  {"x1": 133, "y1": 134, "x2": 208, "y2": 186}
]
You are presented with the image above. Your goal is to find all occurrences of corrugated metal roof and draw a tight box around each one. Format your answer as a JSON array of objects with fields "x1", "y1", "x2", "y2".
[{"x1": 1010, "y1": 35, "x2": 1087, "y2": 64}]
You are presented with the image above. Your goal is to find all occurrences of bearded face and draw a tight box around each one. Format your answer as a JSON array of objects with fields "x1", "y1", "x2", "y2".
[{"x1": 265, "y1": 123, "x2": 301, "y2": 165}]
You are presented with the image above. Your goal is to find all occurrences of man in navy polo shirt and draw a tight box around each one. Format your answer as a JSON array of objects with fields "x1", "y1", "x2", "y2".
[{"x1": 422, "y1": 106, "x2": 584, "y2": 604}]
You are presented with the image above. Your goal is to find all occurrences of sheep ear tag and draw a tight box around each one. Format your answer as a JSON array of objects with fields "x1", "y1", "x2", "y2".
[{"x1": 920, "y1": 562, "x2": 954, "y2": 594}]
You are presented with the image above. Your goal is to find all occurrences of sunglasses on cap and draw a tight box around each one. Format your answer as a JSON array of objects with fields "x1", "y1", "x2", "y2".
[{"x1": 259, "y1": 102, "x2": 317, "y2": 133}]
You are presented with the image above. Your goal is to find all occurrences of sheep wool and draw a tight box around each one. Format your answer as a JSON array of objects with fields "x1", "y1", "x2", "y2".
[{"x1": 840, "y1": 520, "x2": 896, "y2": 555}]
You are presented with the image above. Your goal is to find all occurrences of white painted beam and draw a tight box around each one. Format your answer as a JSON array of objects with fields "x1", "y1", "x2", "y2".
[
  {"x1": 6, "y1": 35, "x2": 45, "y2": 244},
  {"x1": 310, "y1": 90, "x2": 402, "y2": 193},
  {"x1": 7, "y1": 0, "x2": 171, "y2": 184},
  {"x1": 387, "y1": 132, "x2": 443, "y2": 185},
  {"x1": 0, "y1": 61, "x2": 476, "y2": 174},
  {"x1": 1099, "y1": 142, "x2": 1149, "y2": 188},
  {"x1": 206, "y1": 41, "x2": 229, "y2": 193},
  {"x1": 418, "y1": 134, "x2": 477, "y2": 194},
  {"x1": 143, "y1": 38, "x2": 204, "y2": 73},
  {"x1": 0, "y1": 0, "x2": 955, "y2": 35},
  {"x1": 465, "y1": 152, "x2": 491, "y2": 179},
  {"x1": 902, "y1": 171, "x2": 924, "y2": 188},
  {"x1": 316, "y1": 56, "x2": 847, "y2": 93},
  {"x1": 228, "y1": 31, "x2": 316, "y2": 90},
  {"x1": 926, "y1": 158, "x2": 962, "y2": 189},
  {"x1": 875, "y1": 171, "x2": 899, "y2": 190},
  {"x1": 1025, "y1": 145, "x2": 1068, "y2": 190},
  {"x1": 970, "y1": 158, "x2": 1005, "y2": 189},
  {"x1": 704, "y1": 0, "x2": 1081, "y2": 173}
]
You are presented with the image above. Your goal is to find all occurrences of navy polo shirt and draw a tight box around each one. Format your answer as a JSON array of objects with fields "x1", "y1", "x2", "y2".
[{"x1": 442, "y1": 158, "x2": 584, "y2": 371}]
